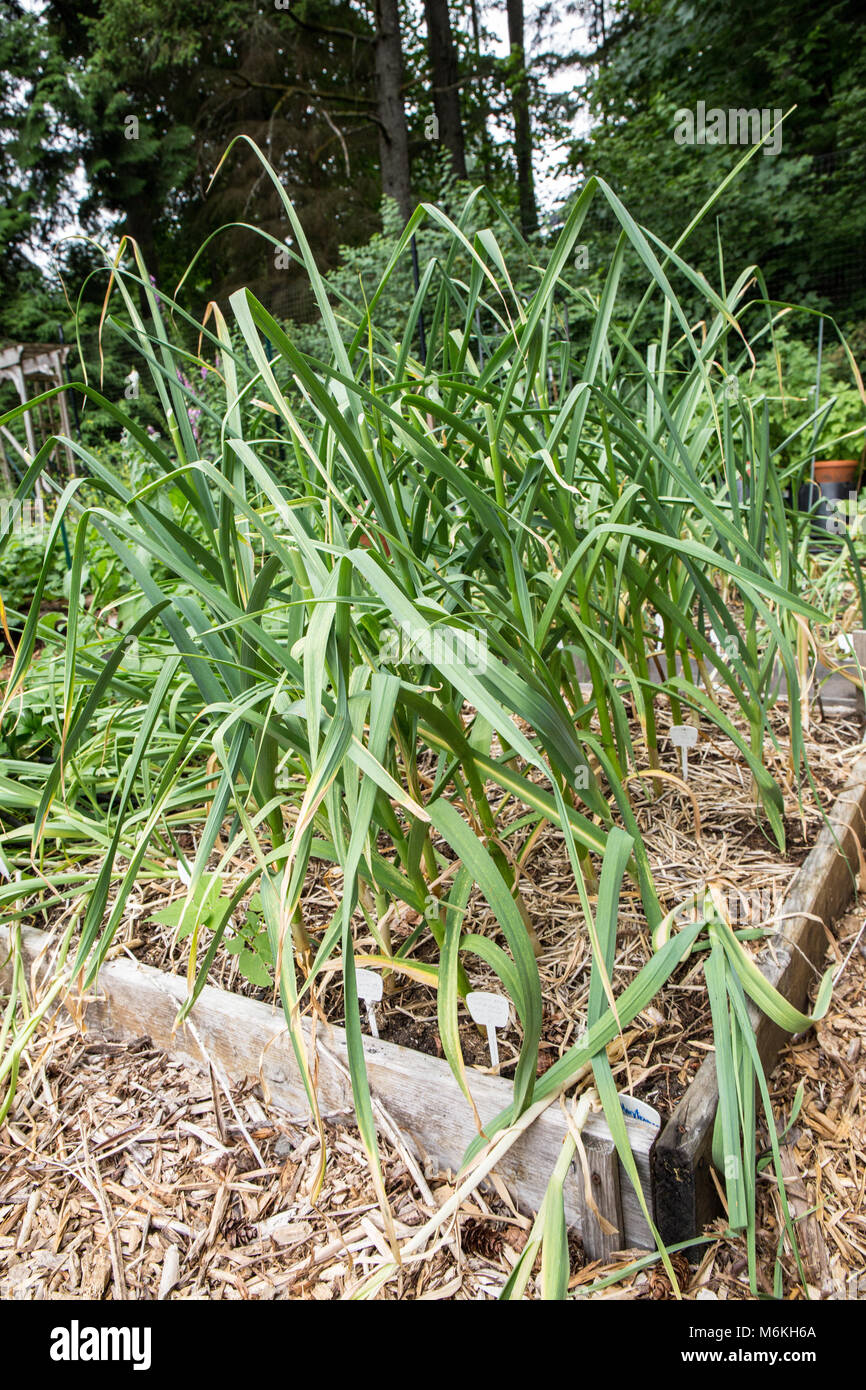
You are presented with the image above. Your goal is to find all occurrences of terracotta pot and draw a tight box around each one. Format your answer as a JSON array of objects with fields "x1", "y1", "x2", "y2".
[
  {"x1": 814, "y1": 459, "x2": 859, "y2": 485},
  {"x1": 359, "y1": 530, "x2": 391, "y2": 558}
]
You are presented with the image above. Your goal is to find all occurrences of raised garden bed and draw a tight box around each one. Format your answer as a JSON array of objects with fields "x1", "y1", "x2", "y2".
[
  {"x1": 133, "y1": 693, "x2": 858, "y2": 1079},
  {"x1": 654, "y1": 749, "x2": 866, "y2": 1246},
  {"x1": 5, "y1": 743, "x2": 864, "y2": 1263}
]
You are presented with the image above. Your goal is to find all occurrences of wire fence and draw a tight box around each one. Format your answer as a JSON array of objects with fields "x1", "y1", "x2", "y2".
[{"x1": 806, "y1": 150, "x2": 865, "y2": 300}]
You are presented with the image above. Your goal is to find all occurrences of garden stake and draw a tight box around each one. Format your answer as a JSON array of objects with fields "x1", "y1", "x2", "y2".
[
  {"x1": 466, "y1": 991, "x2": 509, "y2": 1069},
  {"x1": 669, "y1": 724, "x2": 698, "y2": 780},
  {"x1": 356, "y1": 968, "x2": 383, "y2": 1039}
]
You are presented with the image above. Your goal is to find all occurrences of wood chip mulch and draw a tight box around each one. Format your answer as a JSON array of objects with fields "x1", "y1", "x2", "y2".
[
  {"x1": 0, "y1": 1022, "x2": 526, "y2": 1301},
  {"x1": 2, "y1": 901, "x2": 863, "y2": 1300}
]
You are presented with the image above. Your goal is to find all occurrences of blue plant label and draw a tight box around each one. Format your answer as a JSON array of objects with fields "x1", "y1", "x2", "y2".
[{"x1": 618, "y1": 1092, "x2": 661, "y2": 1130}]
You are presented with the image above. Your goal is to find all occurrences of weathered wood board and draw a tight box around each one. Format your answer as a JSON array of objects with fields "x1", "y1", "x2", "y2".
[
  {"x1": 2, "y1": 925, "x2": 655, "y2": 1258},
  {"x1": 652, "y1": 751, "x2": 866, "y2": 1247}
]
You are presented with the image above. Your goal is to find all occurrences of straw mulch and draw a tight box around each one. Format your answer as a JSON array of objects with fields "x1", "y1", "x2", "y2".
[
  {"x1": 121, "y1": 711, "x2": 862, "y2": 1092},
  {"x1": 1, "y1": 900, "x2": 863, "y2": 1299}
]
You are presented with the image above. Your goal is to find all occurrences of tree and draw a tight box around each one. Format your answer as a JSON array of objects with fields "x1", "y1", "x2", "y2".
[
  {"x1": 506, "y1": 0, "x2": 537, "y2": 236},
  {"x1": 372, "y1": 0, "x2": 413, "y2": 222},
  {"x1": 1, "y1": 1, "x2": 388, "y2": 317},
  {"x1": 423, "y1": 0, "x2": 467, "y2": 179},
  {"x1": 0, "y1": 0, "x2": 81, "y2": 330},
  {"x1": 568, "y1": 0, "x2": 866, "y2": 322}
]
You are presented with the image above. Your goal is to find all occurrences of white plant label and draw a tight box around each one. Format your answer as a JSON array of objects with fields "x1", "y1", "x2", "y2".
[
  {"x1": 466, "y1": 990, "x2": 509, "y2": 1068},
  {"x1": 670, "y1": 723, "x2": 698, "y2": 779},
  {"x1": 618, "y1": 1092, "x2": 661, "y2": 1130},
  {"x1": 356, "y1": 968, "x2": 383, "y2": 1039}
]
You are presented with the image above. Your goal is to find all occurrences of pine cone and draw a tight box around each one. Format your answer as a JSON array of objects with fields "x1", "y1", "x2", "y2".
[{"x1": 462, "y1": 1218, "x2": 504, "y2": 1260}]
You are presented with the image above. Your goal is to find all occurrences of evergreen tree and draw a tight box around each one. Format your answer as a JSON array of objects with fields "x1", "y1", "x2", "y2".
[{"x1": 568, "y1": 0, "x2": 866, "y2": 320}]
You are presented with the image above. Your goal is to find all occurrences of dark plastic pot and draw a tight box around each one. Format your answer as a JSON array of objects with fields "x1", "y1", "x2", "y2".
[
  {"x1": 732, "y1": 473, "x2": 857, "y2": 546},
  {"x1": 797, "y1": 480, "x2": 849, "y2": 544}
]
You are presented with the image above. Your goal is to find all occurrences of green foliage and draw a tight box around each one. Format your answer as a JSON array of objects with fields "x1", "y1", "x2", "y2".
[
  {"x1": 223, "y1": 893, "x2": 274, "y2": 987},
  {"x1": 1, "y1": 0, "x2": 582, "y2": 351},
  {"x1": 746, "y1": 323, "x2": 866, "y2": 468},
  {"x1": 0, "y1": 0, "x2": 79, "y2": 306},
  {"x1": 41, "y1": 0, "x2": 385, "y2": 308},
  {"x1": 149, "y1": 873, "x2": 225, "y2": 941},
  {"x1": 0, "y1": 520, "x2": 68, "y2": 621},
  {"x1": 290, "y1": 153, "x2": 599, "y2": 361},
  {"x1": 569, "y1": 0, "x2": 866, "y2": 321},
  {"x1": 0, "y1": 665, "x2": 56, "y2": 763}
]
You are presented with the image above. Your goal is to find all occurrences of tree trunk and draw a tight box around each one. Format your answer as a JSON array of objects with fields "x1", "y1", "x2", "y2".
[
  {"x1": 122, "y1": 193, "x2": 159, "y2": 283},
  {"x1": 423, "y1": 0, "x2": 466, "y2": 179},
  {"x1": 506, "y1": 0, "x2": 537, "y2": 236},
  {"x1": 469, "y1": 0, "x2": 492, "y2": 185},
  {"x1": 122, "y1": 192, "x2": 160, "y2": 316},
  {"x1": 373, "y1": 0, "x2": 413, "y2": 223}
]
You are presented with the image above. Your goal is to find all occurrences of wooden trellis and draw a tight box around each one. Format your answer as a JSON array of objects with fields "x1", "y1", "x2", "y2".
[{"x1": 0, "y1": 342, "x2": 75, "y2": 490}]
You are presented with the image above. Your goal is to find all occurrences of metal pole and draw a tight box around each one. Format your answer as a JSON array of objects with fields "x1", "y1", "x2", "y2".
[
  {"x1": 410, "y1": 235, "x2": 427, "y2": 364},
  {"x1": 810, "y1": 317, "x2": 824, "y2": 481}
]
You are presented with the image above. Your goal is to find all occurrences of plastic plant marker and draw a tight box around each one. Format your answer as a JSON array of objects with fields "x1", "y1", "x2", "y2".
[
  {"x1": 356, "y1": 968, "x2": 383, "y2": 1039},
  {"x1": 670, "y1": 724, "x2": 698, "y2": 780},
  {"x1": 617, "y1": 1092, "x2": 661, "y2": 1130},
  {"x1": 466, "y1": 990, "x2": 510, "y2": 1068}
]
